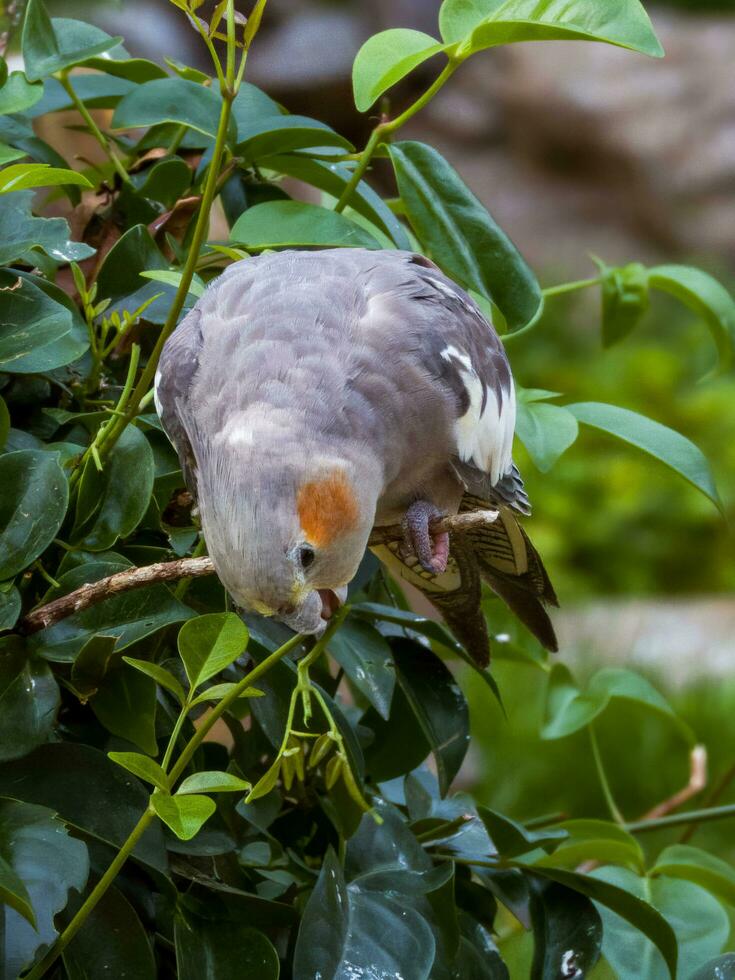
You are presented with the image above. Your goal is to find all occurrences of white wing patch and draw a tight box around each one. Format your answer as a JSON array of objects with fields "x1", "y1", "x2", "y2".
[
  {"x1": 153, "y1": 368, "x2": 163, "y2": 422},
  {"x1": 441, "y1": 345, "x2": 516, "y2": 485}
]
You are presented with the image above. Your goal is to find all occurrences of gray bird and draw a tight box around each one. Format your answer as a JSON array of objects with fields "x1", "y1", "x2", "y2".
[{"x1": 154, "y1": 249, "x2": 557, "y2": 665}]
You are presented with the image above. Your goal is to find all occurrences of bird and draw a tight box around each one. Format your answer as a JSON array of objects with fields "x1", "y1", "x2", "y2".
[{"x1": 154, "y1": 248, "x2": 557, "y2": 666}]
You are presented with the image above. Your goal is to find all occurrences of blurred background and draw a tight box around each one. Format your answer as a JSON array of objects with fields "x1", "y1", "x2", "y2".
[{"x1": 36, "y1": 0, "x2": 735, "y2": 882}]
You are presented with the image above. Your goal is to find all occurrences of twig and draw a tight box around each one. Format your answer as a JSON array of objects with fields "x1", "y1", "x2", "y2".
[
  {"x1": 640, "y1": 744, "x2": 707, "y2": 821},
  {"x1": 680, "y1": 757, "x2": 735, "y2": 844},
  {"x1": 21, "y1": 511, "x2": 498, "y2": 634}
]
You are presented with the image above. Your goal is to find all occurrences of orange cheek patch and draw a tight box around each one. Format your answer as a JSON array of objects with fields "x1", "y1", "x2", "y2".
[{"x1": 297, "y1": 471, "x2": 359, "y2": 547}]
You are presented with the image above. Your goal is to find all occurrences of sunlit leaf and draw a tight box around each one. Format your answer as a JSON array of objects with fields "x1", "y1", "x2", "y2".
[
  {"x1": 352, "y1": 29, "x2": 449, "y2": 112},
  {"x1": 515, "y1": 390, "x2": 579, "y2": 472},
  {"x1": 151, "y1": 793, "x2": 216, "y2": 840},
  {"x1": 178, "y1": 612, "x2": 249, "y2": 690},
  {"x1": 0, "y1": 162, "x2": 92, "y2": 194},
  {"x1": 230, "y1": 200, "x2": 381, "y2": 250},
  {"x1": 112, "y1": 77, "x2": 226, "y2": 140},
  {"x1": 176, "y1": 771, "x2": 250, "y2": 795},
  {"x1": 0, "y1": 71, "x2": 43, "y2": 115},
  {"x1": 108, "y1": 752, "x2": 168, "y2": 792}
]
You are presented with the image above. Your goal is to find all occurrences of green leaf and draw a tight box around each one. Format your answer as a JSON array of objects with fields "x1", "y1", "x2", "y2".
[
  {"x1": 151, "y1": 793, "x2": 216, "y2": 840},
  {"x1": 0, "y1": 71, "x2": 43, "y2": 115},
  {"x1": 439, "y1": 0, "x2": 664, "y2": 58},
  {"x1": 648, "y1": 264, "x2": 735, "y2": 370},
  {"x1": 691, "y1": 955, "x2": 735, "y2": 980},
  {"x1": 294, "y1": 848, "x2": 436, "y2": 980},
  {"x1": 515, "y1": 393, "x2": 579, "y2": 472},
  {"x1": 69, "y1": 633, "x2": 119, "y2": 699},
  {"x1": 62, "y1": 884, "x2": 156, "y2": 980},
  {"x1": 190, "y1": 682, "x2": 264, "y2": 706},
  {"x1": 139, "y1": 269, "x2": 206, "y2": 298},
  {"x1": 236, "y1": 114, "x2": 354, "y2": 161},
  {"x1": 0, "y1": 143, "x2": 26, "y2": 166},
  {"x1": 520, "y1": 865, "x2": 679, "y2": 980},
  {"x1": 92, "y1": 663, "x2": 158, "y2": 755},
  {"x1": 0, "y1": 799, "x2": 89, "y2": 978},
  {"x1": 478, "y1": 806, "x2": 567, "y2": 858},
  {"x1": 22, "y1": 0, "x2": 122, "y2": 81},
  {"x1": 72, "y1": 425, "x2": 155, "y2": 551},
  {"x1": 0, "y1": 450, "x2": 67, "y2": 580},
  {"x1": 598, "y1": 260, "x2": 650, "y2": 346},
  {"x1": 29, "y1": 560, "x2": 194, "y2": 663},
  {"x1": 176, "y1": 771, "x2": 250, "y2": 795},
  {"x1": 591, "y1": 866, "x2": 728, "y2": 980},
  {"x1": 0, "y1": 162, "x2": 92, "y2": 194},
  {"x1": 652, "y1": 844, "x2": 735, "y2": 907},
  {"x1": 0, "y1": 585, "x2": 20, "y2": 631},
  {"x1": 352, "y1": 29, "x2": 448, "y2": 112},
  {"x1": 122, "y1": 656, "x2": 186, "y2": 705},
  {"x1": 108, "y1": 752, "x2": 168, "y2": 792},
  {"x1": 388, "y1": 141, "x2": 542, "y2": 331},
  {"x1": 178, "y1": 612, "x2": 249, "y2": 690},
  {"x1": 0, "y1": 394, "x2": 8, "y2": 449},
  {"x1": 30, "y1": 74, "x2": 135, "y2": 116},
  {"x1": 175, "y1": 915, "x2": 280, "y2": 980},
  {"x1": 567, "y1": 401, "x2": 722, "y2": 512},
  {"x1": 112, "y1": 77, "x2": 225, "y2": 140},
  {"x1": 542, "y1": 663, "x2": 690, "y2": 742},
  {"x1": 0, "y1": 743, "x2": 167, "y2": 872},
  {"x1": 529, "y1": 880, "x2": 602, "y2": 980},
  {"x1": 0, "y1": 636, "x2": 60, "y2": 762},
  {"x1": 534, "y1": 819, "x2": 645, "y2": 873},
  {"x1": 230, "y1": 200, "x2": 381, "y2": 250},
  {"x1": 328, "y1": 619, "x2": 395, "y2": 720},
  {"x1": 80, "y1": 52, "x2": 168, "y2": 83},
  {"x1": 0, "y1": 191, "x2": 94, "y2": 266}
]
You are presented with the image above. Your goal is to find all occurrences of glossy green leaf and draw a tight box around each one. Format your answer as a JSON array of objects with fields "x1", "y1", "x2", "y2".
[
  {"x1": 0, "y1": 585, "x2": 20, "y2": 631},
  {"x1": 30, "y1": 560, "x2": 194, "y2": 663},
  {"x1": 140, "y1": 270, "x2": 206, "y2": 298},
  {"x1": 515, "y1": 392, "x2": 579, "y2": 472},
  {"x1": 122, "y1": 656, "x2": 186, "y2": 705},
  {"x1": 22, "y1": 1, "x2": 122, "y2": 81},
  {"x1": 112, "y1": 77, "x2": 225, "y2": 140},
  {"x1": 535, "y1": 819, "x2": 645, "y2": 873},
  {"x1": 0, "y1": 799, "x2": 88, "y2": 978},
  {"x1": 389, "y1": 141, "x2": 542, "y2": 330},
  {"x1": 72, "y1": 425, "x2": 154, "y2": 551},
  {"x1": 0, "y1": 191, "x2": 94, "y2": 266},
  {"x1": 0, "y1": 162, "x2": 92, "y2": 194},
  {"x1": 176, "y1": 771, "x2": 250, "y2": 795},
  {"x1": 567, "y1": 401, "x2": 722, "y2": 512},
  {"x1": 80, "y1": 52, "x2": 168, "y2": 83},
  {"x1": 175, "y1": 915, "x2": 280, "y2": 980},
  {"x1": 108, "y1": 752, "x2": 168, "y2": 792},
  {"x1": 529, "y1": 880, "x2": 602, "y2": 980},
  {"x1": 178, "y1": 612, "x2": 249, "y2": 690},
  {"x1": 352, "y1": 29, "x2": 448, "y2": 112},
  {"x1": 439, "y1": 0, "x2": 664, "y2": 58},
  {"x1": 151, "y1": 793, "x2": 216, "y2": 840},
  {"x1": 329, "y1": 618, "x2": 396, "y2": 720},
  {"x1": 0, "y1": 395, "x2": 8, "y2": 450},
  {"x1": 0, "y1": 450, "x2": 67, "y2": 580},
  {"x1": 29, "y1": 74, "x2": 135, "y2": 116},
  {"x1": 521, "y1": 865, "x2": 679, "y2": 980},
  {"x1": 0, "y1": 636, "x2": 59, "y2": 762},
  {"x1": 91, "y1": 663, "x2": 158, "y2": 755},
  {"x1": 592, "y1": 866, "x2": 727, "y2": 980},
  {"x1": 478, "y1": 806, "x2": 567, "y2": 858},
  {"x1": 649, "y1": 264, "x2": 735, "y2": 369},
  {"x1": 691, "y1": 955, "x2": 735, "y2": 980},
  {"x1": 0, "y1": 143, "x2": 25, "y2": 165},
  {"x1": 69, "y1": 633, "x2": 119, "y2": 699},
  {"x1": 263, "y1": 153, "x2": 411, "y2": 248},
  {"x1": 190, "y1": 682, "x2": 264, "y2": 706},
  {"x1": 294, "y1": 848, "x2": 436, "y2": 980},
  {"x1": 652, "y1": 844, "x2": 735, "y2": 907},
  {"x1": 236, "y1": 114, "x2": 353, "y2": 161},
  {"x1": 230, "y1": 200, "x2": 380, "y2": 250},
  {"x1": 598, "y1": 260, "x2": 650, "y2": 346},
  {"x1": 62, "y1": 884, "x2": 156, "y2": 980},
  {"x1": 542, "y1": 663, "x2": 690, "y2": 742},
  {"x1": 0, "y1": 71, "x2": 43, "y2": 115},
  {"x1": 95, "y1": 223, "x2": 180, "y2": 326}
]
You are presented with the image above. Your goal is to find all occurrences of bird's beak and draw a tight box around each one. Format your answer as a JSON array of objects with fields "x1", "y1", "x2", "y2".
[{"x1": 277, "y1": 586, "x2": 348, "y2": 635}]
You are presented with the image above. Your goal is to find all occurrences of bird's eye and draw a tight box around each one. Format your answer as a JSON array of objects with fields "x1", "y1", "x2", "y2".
[{"x1": 298, "y1": 545, "x2": 316, "y2": 570}]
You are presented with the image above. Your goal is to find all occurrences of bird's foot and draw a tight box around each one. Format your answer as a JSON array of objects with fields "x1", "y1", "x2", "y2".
[{"x1": 401, "y1": 500, "x2": 449, "y2": 575}]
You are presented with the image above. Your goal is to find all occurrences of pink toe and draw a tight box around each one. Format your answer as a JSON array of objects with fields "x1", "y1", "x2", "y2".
[{"x1": 431, "y1": 531, "x2": 450, "y2": 574}]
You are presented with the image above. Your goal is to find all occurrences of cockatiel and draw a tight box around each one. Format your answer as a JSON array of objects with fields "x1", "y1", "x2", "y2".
[{"x1": 155, "y1": 249, "x2": 557, "y2": 666}]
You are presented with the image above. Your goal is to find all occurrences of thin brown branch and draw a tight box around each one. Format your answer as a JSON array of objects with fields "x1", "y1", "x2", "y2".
[
  {"x1": 21, "y1": 510, "x2": 499, "y2": 635},
  {"x1": 640, "y1": 744, "x2": 708, "y2": 821}
]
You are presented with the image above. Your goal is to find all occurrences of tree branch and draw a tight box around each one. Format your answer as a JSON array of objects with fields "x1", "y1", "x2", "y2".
[{"x1": 21, "y1": 510, "x2": 498, "y2": 635}]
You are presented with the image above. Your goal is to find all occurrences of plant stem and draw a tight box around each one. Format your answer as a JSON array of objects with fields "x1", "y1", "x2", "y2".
[
  {"x1": 57, "y1": 72, "x2": 132, "y2": 186},
  {"x1": 679, "y1": 760, "x2": 735, "y2": 844},
  {"x1": 626, "y1": 803, "x2": 735, "y2": 835},
  {"x1": 334, "y1": 58, "x2": 459, "y2": 213},
  {"x1": 542, "y1": 276, "x2": 602, "y2": 298},
  {"x1": 24, "y1": 808, "x2": 155, "y2": 980},
  {"x1": 589, "y1": 724, "x2": 625, "y2": 825}
]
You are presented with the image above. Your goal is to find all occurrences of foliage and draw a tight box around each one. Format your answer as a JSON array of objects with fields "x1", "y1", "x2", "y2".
[{"x1": 0, "y1": 0, "x2": 733, "y2": 977}]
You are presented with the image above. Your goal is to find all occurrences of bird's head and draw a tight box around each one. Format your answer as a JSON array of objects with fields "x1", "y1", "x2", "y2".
[{"x1": 198, "y1": 455, "x2": 376, "y2": 634}]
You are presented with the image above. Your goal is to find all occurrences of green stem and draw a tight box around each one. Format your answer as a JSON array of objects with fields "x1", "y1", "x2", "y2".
[
  {"x1": 542, "y1": 276, "x2": 602, "y2": 298},
  {"x1": 160, "y1": 705, "x2": 189, "y2": 773},
  {"x1": 589, "y1": 724, "x2": 625, "y2": 825},
  {"x1": 625, "y1": 803, "x2": 735, "y2": 835},
  {"x1": 24, "y1": 808, "x2": 154, "y2": 980},
  {"x1": 58, "y1": 72, "x2": 132, "y2": 186},
  {"x1": 334, "y1": 58, "x2": 460, "y2": 213}
]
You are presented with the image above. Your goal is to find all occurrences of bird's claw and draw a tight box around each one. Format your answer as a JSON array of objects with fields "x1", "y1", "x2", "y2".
[{"x1": 402, "y1": 500, "x2": 450, "y2": 575}]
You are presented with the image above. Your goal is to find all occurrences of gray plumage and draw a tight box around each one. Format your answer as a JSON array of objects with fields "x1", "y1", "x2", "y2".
[{"x1": 155, "y1": 248, "x2": 557, "y2": 661}]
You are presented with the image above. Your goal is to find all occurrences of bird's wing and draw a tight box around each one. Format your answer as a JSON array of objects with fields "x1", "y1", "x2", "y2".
[
  {"x1": 153, "y1": 306, "x2": 203, "y2": 499},
  {"x1": 388, "y1": 254, "x2": 531, "y2": 515}
]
